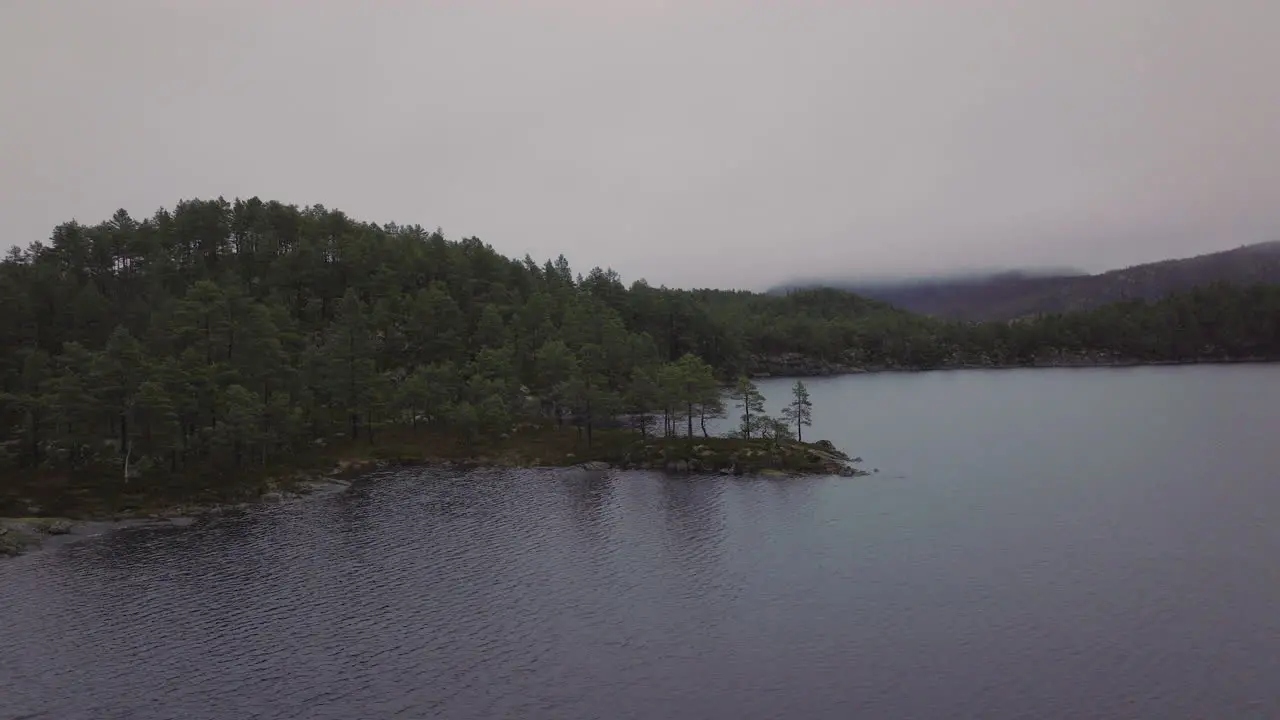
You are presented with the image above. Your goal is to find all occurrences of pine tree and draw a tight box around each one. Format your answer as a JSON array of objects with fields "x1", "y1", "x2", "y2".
[
  {"x1": 671, "y1": 353, "x2": 719, "y2": 438},
  {"x1": 409, "y1": 283, "x2": 465, "y2": 364},
  {"x1": 450, "y1": 400, "x2": 480, "y2": 444},
  {"x1": 473, "y1": 304, "x2": 508, "y2": 350},
  {"x1": 95, "y1": 326, "x2": 145, "y2": 461},
  {"x1": 623, "y1": 368, "x2": 660, "y2": 439},
  {"x1": 558, "y1": 344, "x2": 617, "y2": 448},
  {"x1": 697, "y1": 391, "x2": 726, "y2": 439},
  {"x1": 323, "y1": 290, "x2": 379, "y2": 440},
  {"x1": 133, "y1": 381, "x2": 180, "y2": 470},
  {"x1": 212, "y1": 384, "x2": 264, "y2": 467},
  {"x1": 780, "y1": 379, "x2": 813, "y2": 442},
  {"x1": 765, "y1": 415, "x2": 792, "y2": 448},
  {"x1": 729, "y1": 376, "x2": 766, "y2": 439},
  {"x1": 534, "y1": 340, "x2": 579, "y2": 424}
]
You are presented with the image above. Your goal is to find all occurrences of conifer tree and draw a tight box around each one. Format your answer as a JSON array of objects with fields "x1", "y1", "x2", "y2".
[
  {"x1": 781, "y1": 379, "x2": 813, "y2": 442},
  {"x1": 729, "y1": 376, "x2": 766, "y2": 439}
]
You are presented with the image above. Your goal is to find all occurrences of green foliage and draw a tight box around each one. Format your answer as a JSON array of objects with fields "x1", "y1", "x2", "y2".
[
  {"x1": 666, "y1": 353, "x2": 720, "y2": 438},
  {"x1": 212, "y1": 384, "x2": 264, "y2": 467},
  {"x1": 764, "y1": 416, "x2": 794, "y2": 447},
  {"x1": 1, "y1": 197, "x2": 1277, "y2": 513},
  {"x1": 473, "y1": 304, "x2": 508, "y2": 350},
  {"x1": 729, "y1": 376, "x2": 767, "y2": 439},
  {"x1": 781, "y1": 380, "x2": 813, "y2": 442},
  {"x1": 623, "y1": 368, "x2": 660, "y2": 438},
  {"x1": 534, "y1": 339, "x2": 579, "y2": 423},
  {"x1": 449, "y1": 401, "x2": 480, "y2": 443}
]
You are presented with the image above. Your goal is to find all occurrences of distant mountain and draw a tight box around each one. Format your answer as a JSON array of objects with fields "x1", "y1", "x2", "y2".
[{"x1": 776, "y1": 241, "x2": 1280, "y2": 321}]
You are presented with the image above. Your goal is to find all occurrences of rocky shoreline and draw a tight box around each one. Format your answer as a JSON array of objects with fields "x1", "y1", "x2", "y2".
[
  {"x1": 372, "y1": 435, "x2": 866, "y2": 480},
  {"x1": 0, "y1": 476, "x2": 354, "y2": 559},
  {"x1": 1, "y1": 436, "x2": 866, "y2": 559},
  {"x1": 561, "y1": 438, "x2": 864, "y2": 478}
]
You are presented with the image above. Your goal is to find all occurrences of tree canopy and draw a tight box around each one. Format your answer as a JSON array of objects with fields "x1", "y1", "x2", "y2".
[{"x1": 2, "y1": 197, "x2": 1278, "y2": 508}]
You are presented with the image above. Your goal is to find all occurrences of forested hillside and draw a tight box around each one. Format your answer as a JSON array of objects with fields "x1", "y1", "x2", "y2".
[
  {"x1": 0, "y1": 198, "x2": 928, "y2": 502},
  {"x1": 2, "y1": 198, "x2": 1279, "y2": 510},
  {"x1": 783, "y1": 241, "x2": 1280, "y2": 321}
]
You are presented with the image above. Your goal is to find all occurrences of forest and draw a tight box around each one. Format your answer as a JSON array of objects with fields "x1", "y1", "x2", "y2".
[{"x1": 2, "y1": 197, "x2": 1279, "y2": 509}]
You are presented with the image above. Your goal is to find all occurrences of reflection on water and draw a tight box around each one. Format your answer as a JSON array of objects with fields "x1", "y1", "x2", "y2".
[{"x1": 3, "y1": 364, "x2": 1280, "y2": 719}]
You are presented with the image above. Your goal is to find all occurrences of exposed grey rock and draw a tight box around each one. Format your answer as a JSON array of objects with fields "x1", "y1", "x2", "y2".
[
  {"x1": 45, "y1": 520, "x2": 72, "y2": 535},
  {"x1": 0, "y1": 521, "x2": 40, "y2": 557},
  {"x1": 0, "y1": 537, "x2": 21, "y2": 557}
]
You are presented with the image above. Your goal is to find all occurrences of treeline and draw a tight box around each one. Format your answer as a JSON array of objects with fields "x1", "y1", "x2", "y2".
[
  {"x1": 0, "y1": 198, "x2": 850, "y2": 487},
  {"x1": 2, "y1": 198, "x2": 1278, "y2": 490},
  {"x1": 743, "y1": 283, "x2": 1280, "y2": 369},
  {"x1": 950, "y1": 282, "x2": 1280, "y2": 365}
]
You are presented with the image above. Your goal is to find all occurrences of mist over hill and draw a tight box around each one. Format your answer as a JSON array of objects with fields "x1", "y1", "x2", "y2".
[{"x1": 775, "y1": 242, "x2": 1280, "y2": 321}]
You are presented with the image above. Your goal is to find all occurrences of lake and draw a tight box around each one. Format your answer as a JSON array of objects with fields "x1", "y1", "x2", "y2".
[{"x1": 3, "y1": 364, "x2": 1280, "y2": 719}]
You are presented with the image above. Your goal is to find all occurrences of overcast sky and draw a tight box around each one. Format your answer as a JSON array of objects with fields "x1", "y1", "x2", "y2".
[{"x1": 3, "y1": 1, "x2": 1279, "y2": 290}]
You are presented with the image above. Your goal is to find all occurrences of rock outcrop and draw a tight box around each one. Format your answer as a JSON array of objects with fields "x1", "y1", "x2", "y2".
[
  {"x1": 0, "y1": 525, "x2": 32, "y2": 556},
  {"x1": 597, "y1": 437, "x2": 867, "y2": 478}
]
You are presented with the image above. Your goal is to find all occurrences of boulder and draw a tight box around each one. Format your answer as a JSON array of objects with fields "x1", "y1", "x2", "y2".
[
  {"x1": 45, "y1": 520, "x2": 72, "y2": 535},
  {"x1": 0, "y1": 524, "x2": 35, "y2": 557}
]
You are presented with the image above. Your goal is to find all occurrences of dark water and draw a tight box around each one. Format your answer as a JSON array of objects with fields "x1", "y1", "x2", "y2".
[{"x1": 4, "y1": 365, "x2": 1280, "y2": 719}]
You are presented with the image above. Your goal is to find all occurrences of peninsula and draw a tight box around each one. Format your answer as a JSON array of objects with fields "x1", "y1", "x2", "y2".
[{"x1": 4, "y1": 197, "x2": 1279, "y2": 542}]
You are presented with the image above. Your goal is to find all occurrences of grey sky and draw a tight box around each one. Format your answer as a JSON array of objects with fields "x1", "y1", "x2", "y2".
[{"x1": 3, "y1": 1, "x2": 1279, "y2": 290}]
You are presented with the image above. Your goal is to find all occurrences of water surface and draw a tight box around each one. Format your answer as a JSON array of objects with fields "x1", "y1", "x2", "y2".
[{"x1": 3, "y1": 364, "x2": 1280, "y2": 718}]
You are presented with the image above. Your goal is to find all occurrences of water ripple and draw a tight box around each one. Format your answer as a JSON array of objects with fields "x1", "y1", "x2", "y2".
[{"x1": 5, "y1": 364, "x2": 1280, "y2": 720}]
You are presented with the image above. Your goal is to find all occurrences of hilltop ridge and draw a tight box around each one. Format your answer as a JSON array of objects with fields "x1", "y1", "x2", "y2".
[{"x1": 777, "y1": 241, "x2": 1280, "y2": 320}]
